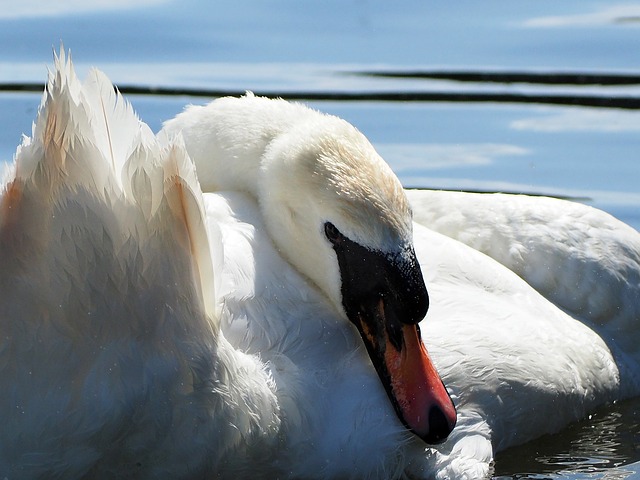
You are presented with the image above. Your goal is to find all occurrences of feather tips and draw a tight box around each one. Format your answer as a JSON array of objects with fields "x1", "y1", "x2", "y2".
[
  {"x1": 4, "y1": 48, "x2": 216, "y2": 325},
  {"x1": 0, "y1": 47, "x2": 243, "y2": 477}
]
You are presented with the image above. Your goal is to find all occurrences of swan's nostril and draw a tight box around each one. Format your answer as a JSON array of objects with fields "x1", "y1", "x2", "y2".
[{"x1": 423, "y1": 405, "x2": 454, "y2": 444}]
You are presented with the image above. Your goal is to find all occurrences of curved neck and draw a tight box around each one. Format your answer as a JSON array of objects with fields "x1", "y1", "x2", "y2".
[{"x1": 161, "y1": 94, "x2": 317, "y2": 195}]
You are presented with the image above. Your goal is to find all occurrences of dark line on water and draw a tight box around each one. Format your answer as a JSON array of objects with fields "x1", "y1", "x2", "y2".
[
  {"x1": 0, "y1": 83, "x2": 43, "y2": 93},
  {"x1": 2, "y1": 82, "x2": 639, "y2": 109},
  {"x1": 355, "y1": 70, "x2": 640, "y2": 86}
]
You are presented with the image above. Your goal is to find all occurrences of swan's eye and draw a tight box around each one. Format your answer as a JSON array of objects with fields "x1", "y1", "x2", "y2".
[{"x1": 324, "y1": 222, "x2": 343, "y2": 245}]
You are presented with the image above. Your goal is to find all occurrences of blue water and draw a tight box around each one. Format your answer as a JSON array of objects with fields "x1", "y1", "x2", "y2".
[{"x1": 1, "y1": 1, "x2": 639, "y2": 478}]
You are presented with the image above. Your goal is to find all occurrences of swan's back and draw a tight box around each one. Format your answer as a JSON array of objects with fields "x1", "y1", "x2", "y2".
[
  {"x1": 407, "y1": 189, "x2": 640, "y2": 392},
  {"x1": 0, "y1": 51, "x2": 280, "y2": 478}
]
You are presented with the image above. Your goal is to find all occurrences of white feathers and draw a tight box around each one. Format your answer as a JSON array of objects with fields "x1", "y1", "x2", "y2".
[
  {"x1": 0, "y1": 50, "x2": 279, "y2": 478},
  {"x1": 407, "y1": 189, "x2": 640, "y2": 381}
]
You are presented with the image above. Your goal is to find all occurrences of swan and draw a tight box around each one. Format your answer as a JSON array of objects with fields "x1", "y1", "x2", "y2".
[
  {"x1": 2, "y1": 51, "x2": 639, "y2": 479},
  {"x1": 161, "y1": 88, "x2": 640, "y2": 475}
]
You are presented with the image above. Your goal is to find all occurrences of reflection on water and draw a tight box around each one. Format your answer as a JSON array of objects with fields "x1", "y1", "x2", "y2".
[
  {"x1": 0, "y1": 0, "x2": 167, "y2": 19},
  {"x1": 376, "y1": 143, "x2": 529, "y2": 171},
  {"x1": 520, "y1": 4, "x2": 640, "y2": 28},
  {"x1": 494, "y1": 397, "x2": 640, "y2": 479},
  {"x1": 510, "y1": 109, "x2": 640, "y2": 133}
]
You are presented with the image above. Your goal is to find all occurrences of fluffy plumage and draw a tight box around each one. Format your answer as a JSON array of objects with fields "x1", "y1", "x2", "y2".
[{"x1": 0, "y1": 51, "x2": 280, "y2": 479}]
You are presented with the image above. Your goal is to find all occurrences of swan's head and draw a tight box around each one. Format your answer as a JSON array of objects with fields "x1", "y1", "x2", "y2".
[{"x1": 259, "y1": 113, "x2": 457, "y2": 444}]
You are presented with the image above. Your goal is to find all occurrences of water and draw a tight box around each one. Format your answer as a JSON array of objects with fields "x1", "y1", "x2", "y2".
[
  {"x1": 494, "y1": 397, "x2": 640, "y2": 479},
  {"x1": 0, "y1": 1, "x2": 639, "y2": 477}
]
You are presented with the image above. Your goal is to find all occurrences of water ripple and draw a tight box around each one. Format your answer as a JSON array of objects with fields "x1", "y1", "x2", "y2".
[{"x1": 494, "y1": 397, "x2": 640, "y2": 479}]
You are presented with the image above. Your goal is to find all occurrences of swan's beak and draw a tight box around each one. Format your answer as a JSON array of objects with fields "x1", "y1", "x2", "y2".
[
  {"x1": 354, "y1": 296, "x2": 457, "y2": 444},
  {"x1": 328, "y1": 227, "x2": 457, "y2": 444}
]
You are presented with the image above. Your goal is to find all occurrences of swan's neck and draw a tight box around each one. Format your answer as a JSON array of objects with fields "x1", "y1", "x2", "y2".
[{"x1": 160, "y1": 93, "x2": 318, "y2": 195}]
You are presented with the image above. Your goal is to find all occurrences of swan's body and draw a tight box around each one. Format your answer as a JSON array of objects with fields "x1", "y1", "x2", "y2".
[
  {"x1": 1, "y1": 52, "x2": 638, "y2": 479},
  {"x1": 407, "y1": 189, "x2": 640, "y2": 371},
  {"x1": 162, "y1": 93, "x2": 640, "y2": 476}
]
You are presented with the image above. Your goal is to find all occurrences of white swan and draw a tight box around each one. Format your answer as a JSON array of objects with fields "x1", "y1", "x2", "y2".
[
  {"x1": 161, "y1": 90, "x2": 640, "y2": 476},
  {"x1": 2, "y1": 51, "x2": 639, "y2": 479}
]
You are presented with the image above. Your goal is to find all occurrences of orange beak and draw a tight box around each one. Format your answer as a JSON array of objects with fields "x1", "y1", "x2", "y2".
[
  {"x1": 384, "y1": 322, "x2": 456, "y2": 442},
  {"x1": 324, "y1": 221, "x2": 456, "y2": 443},
  {"x1": 356, "y1": 297, "x2": 456, "y2": 444}
]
